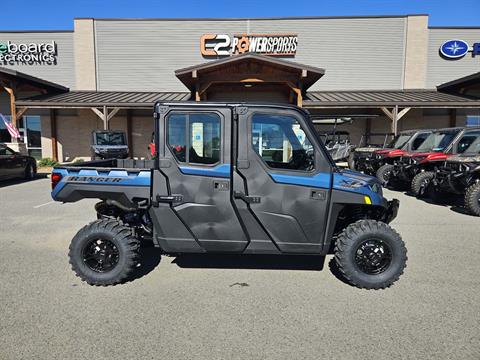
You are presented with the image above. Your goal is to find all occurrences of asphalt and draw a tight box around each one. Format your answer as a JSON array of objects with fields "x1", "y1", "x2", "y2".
[{"x1": 0, "y1": 176, "x2": 479, "y2": 360}]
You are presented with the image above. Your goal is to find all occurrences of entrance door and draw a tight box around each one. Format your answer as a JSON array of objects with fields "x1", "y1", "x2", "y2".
[
  {"x1": 234, "y1": 107, "x2": 333, "y2": 254},
  {"x1": 151, "y1": 105, "x2": 249, "y2": 253}
]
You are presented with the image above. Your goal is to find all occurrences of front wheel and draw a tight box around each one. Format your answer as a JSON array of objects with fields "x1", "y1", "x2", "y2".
[
  {"x1": 334, "y1": 220, "x2": 407, "y2": 289},
  {"x1": 69, "y1": 219, "x2": 140, "y2": 286},
  {"x1": 376, "y1": 164, "x2": 394, "y2": 186},
  {"x1": 464, "y1": 182, "x2": 480, "y2": 216},
  {"x1": 411, "y1": 171, "x2": 435, "y2": 197},
  {"x1": 24, "y1": 163, "x2": 36, "y2": 180}
]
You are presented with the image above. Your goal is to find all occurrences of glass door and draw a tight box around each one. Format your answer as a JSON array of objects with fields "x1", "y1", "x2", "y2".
[{"x1": 18, "y1": 116, "x2": 42, "y2": 159}]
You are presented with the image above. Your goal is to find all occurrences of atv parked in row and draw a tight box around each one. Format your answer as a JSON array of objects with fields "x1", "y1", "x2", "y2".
[
  {"x1": 357, "y1": 129, "x2": 432, "y2": 177},
  {"x1": 384, "y1": 127, "x2": 480, "y2": 195},
  {"x1": 51, "y1": 102, "x2": 406, "y2": 290},
  {"x1": 431, "y1": 134, "x2": 480, "y2": 216},
  {"x1": 319, "y1": 131, "x2": 355, "y2": 162},
  {"x1": 349, "y1": 133, "x2": 394, "y2": 172}
]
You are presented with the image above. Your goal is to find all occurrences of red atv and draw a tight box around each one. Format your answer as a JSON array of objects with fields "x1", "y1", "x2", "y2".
[
  {"x1": 384, "y1": 127, "x2": 480, "y2": 195},
  {"x1": 373, "y1": 129, "x2": 432, "y2": 180}
]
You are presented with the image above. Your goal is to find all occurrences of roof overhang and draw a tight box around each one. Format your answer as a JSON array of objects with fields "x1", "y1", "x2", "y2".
[
  {"x1": 0, "y1": 66, "x2": 68, "y2": 94},
  {"x1": 437, "y1": 72, "x2": 480, "y2": 99},
  {"x1": 15, "y1": 91, "x2": 191, "y2": 109},
  {"x1": 304, "y1": 90, "x2": 480, "y2": 108},
  {"x1": 175, "y1": 53, "x2": 325, "y2": 92}
]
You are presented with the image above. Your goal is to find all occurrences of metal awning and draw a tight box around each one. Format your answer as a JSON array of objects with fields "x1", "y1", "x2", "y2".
[
  {"x1": 0, "y1": 66, "x2": 68, "y2": 93},
  {"x1": 304, "y1": 90, "x2": 480, "y2": 108},
  {"x1": 16, "y1": 91, "x2": 191, "y2": 108}
]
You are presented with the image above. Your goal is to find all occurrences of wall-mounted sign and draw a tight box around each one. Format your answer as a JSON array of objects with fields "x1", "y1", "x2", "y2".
[
  {"x1": 0, "y1": 41, "x2": 57, "y2": 65},
  {"x1": 440, "y1": 39, "x2": 480, "y2": 59},
  {"x1": 200, "y1": 34, "x2": 298, "y2": 57}
]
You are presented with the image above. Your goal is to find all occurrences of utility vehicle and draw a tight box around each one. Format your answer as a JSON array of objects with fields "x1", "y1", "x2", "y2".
[
  {"x1": 431, "y1": 133, "x2": 480, "y2": 215},
  {"x1": 357, "y1": 129, "x2": 431, "y2": 177},
  {"x1": 91, "y1": 130, "x2": 129, "y2": 160},
  {"x1": 386, "y1": 127, "x2": 480, "y2": 195},
  {"x1": 319, "y1": 131, "x2": 354, "y2": 162},
  {"x1": 51, "y1": 102, "x2": 406, "y2": 289},
  {"x1": 349, "y1": 133, "x2": 394, "y2": 172}
]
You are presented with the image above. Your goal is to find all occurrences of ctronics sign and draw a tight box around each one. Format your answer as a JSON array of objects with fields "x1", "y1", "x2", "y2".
[
  {"x1": 0, "y1": 41, "x2": 57, "y2": 65},
  {"x1": 440, "y1": 39, "x2": 480, "y2": 59},
  {"x1": 200, "y1": 34, "x2": 298, "y2": 57}
]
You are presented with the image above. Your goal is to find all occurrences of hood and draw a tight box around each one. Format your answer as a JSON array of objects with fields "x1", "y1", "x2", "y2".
[
  {"x1": 355, "y1": 147, "x2": 382, "y2": 153},
  {"x1": 375, "y1": 148, "x2": 406, "y2": 157},
  {"x1": 446, "y1": 154, "x2": 480, "y2": 163},
  {"x1": 333, "y1": 169, "x2": 384, "y2": 205}
]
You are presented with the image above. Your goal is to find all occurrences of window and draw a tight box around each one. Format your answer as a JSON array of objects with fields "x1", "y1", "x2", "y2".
[
  {"x1": 457, "y1": 131, "x2": 480, "y2": 154},
  {"x1": 252, "y1": 114, "x2": 314, "y2": 171},
  {"x1": 167, "y1": 113, "x2": 221, "y2": 165},
  {"x1": 0, "y1": 147, "x2": 14, "y2": 156},
  {"x1": 412, "y1": 133, "x2": 430, "y2": 150}
]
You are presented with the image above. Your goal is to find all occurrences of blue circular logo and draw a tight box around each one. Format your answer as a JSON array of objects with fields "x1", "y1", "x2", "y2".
[{"x1": 440, "y1": 39, "x2": 469, "y2": 59}]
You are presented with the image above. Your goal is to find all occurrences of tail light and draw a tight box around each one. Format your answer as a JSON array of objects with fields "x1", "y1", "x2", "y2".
[{"x1": 51, "y1": 172, "x2": 62, "y2": 190}]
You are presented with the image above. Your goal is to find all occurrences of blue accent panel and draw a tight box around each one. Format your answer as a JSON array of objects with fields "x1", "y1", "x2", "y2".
[
  {"x1": 179, "y1": 164, "x2": 230, "y2": 178},
  {"x1": 51, "y1": 168, "x2": 151, "y2": 200},
  {"x1": 270, "y1": 172, "x2": 331, "y2": 189},
  {"x1": 332, "y1": 171, "x2": 383, "y2": 205}
]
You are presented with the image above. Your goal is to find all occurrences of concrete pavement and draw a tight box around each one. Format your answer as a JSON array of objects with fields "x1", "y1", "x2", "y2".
[{"x1": 0, "y1": 177, "x2": 478, "y2": 359}]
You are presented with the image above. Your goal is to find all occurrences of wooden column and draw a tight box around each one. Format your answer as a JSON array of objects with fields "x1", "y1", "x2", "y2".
[
  {"x1": 50, "y1": 109, "x2": 58, "y2": 161},
  {"x1": 126, "y1": 109, "x2": 133, "y2": 158},
  {"x1": 3, "y1": 86, "x2": 16, "y2": 127},
  {"x1": 450, "y1": 109, "x2": 457, "y2": 127}
]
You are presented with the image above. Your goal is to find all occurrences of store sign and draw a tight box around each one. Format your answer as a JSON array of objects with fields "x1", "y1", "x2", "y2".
[
  {"x1": 440, "y1": 39, "x2": 480, "y2": 59},
  {"x1": 200, "y1": 34, "x2": 298, "y2": 57},
  {"x1": 0, "y1": 41, "x2": 57, "y2": 65}
]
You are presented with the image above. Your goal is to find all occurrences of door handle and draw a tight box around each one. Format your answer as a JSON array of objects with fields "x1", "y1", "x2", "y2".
[
  {"x1": 152, "y1": 194, "x2": 184, "y2": 207},
  {"x1": 234, "y1": 191, "x2": 261, "y2": 204}
]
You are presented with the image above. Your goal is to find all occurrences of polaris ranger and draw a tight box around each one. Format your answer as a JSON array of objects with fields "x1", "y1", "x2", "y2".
[
  {"x1": 91, "y1": 130, "x2": 129, "y2": 160},
  {"x1": 357, "y1": 129, "x2": 431, "y2": 177},
  {"x1": 51, "y1": 102, "x2": 406, "y2": 289},
  {"x1": 431, "y1": 133, "x2": 480, "y2": 215},
  {"x1": 384, "y1": 127, "x2": 479, "y2": 194}
]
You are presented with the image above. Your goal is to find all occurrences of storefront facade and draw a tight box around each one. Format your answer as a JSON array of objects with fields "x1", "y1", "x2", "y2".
[{"x1": 1, "y1": 14, "x2": 480, "y2": 161}]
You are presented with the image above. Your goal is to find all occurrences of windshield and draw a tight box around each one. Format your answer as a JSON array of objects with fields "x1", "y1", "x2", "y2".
[
  {"x1": 416, "y1": 131, "x2": 458, "y2": 152},
  {"x1": 463, "y1": 136, "x2": 480, "y2": 154},
  {"x1": 387, "y1": 134, "x2": 411, "y2": 149},
  {"x1": 95, "y1": 132, "x2": 126, "y2": 146}
]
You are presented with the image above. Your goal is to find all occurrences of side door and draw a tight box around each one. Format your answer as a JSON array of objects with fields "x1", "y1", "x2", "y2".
[
  {"x1": 234, "y1": 107, "x2": 333, "y2": 254},
  {"x1": 0, "y1": 146, "x2": 18, "y2": 179},
  {"x1": 150, "y1": 105, "x2": 249, "y2": 253}
]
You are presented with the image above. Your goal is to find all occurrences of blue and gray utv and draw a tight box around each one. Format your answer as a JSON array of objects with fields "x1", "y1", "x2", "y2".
[{"x1": 51, "y1": 102, "x2": 406, "y2": 289}]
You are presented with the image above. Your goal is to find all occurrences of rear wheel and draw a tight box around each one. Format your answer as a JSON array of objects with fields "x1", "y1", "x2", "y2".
[
  {"x1": 376, "y1": 164, "x2": 394, "y2": 186},
  {"x1": 24, "y1": 163, "x2": 36, "y2": 180},
  {"x1": 411, "y1": 171, "x2": 434, "y2": 197},
  {"x1": 69, "y1": 219, "x2": 140, "y2": 286},
  {"x1": 464, "y1": 182, "x2": 480, "y2": 216},
  {"x1": 334, "y1": 220, "x2": 407, "y2": 289}
]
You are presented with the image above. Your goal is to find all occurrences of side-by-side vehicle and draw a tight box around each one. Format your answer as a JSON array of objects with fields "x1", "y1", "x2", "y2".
[{"x1": 51, "y1": 102, "x2": 406, "y2": 289}]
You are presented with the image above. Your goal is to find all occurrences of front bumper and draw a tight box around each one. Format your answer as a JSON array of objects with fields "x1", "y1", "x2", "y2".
[{"x1": 381, "y1": 199, "x2": 399, "y2": 224}]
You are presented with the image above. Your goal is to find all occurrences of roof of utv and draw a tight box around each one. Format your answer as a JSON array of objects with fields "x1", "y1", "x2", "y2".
[{"x1": 155, "y1": 101, "x2": 310, "y2": 116}]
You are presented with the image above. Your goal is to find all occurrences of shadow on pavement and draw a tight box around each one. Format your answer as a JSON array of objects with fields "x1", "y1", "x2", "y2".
[
  {"x1": 0, "y1": 174, "x2": 48, "y2": 188},
  {"x1": 172, "y1": 253, "x2": 325, "y2": 271},
  {"x1": 129, "y1": 242, "x2": 162, "y2": 281}
]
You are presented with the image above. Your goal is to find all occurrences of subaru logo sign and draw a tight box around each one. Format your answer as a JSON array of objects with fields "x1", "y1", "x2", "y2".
[{"x1": 440, "y1": 39, "x2": 470, "y2": 59}]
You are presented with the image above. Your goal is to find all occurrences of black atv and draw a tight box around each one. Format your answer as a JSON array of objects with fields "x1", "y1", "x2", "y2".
[{"x1": 432, "y1": 133, "x2": 480, "y2": 216}]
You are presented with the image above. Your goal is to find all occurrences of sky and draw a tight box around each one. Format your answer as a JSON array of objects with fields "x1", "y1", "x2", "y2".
[{"x1": 0, "y1": 0, "x2": 478, "y2": 30}]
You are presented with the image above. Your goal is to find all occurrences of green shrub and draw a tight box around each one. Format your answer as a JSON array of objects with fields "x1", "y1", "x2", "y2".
[
  {"x1": 73, "y1": 158, "x2": 85, "y2": 163},
  {"x1": 38, "y1": 157, "x2": 59, "y2": 167}
]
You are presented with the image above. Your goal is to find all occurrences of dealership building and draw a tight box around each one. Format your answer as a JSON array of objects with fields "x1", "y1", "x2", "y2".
[{"x1": 0, "y1": 14, "x2": 480, "y2": 161}]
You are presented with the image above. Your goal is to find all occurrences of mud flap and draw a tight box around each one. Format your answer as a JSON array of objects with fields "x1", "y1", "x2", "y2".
[{"x1": 382, "y1": 199, "x2": 399, "y2": 224}]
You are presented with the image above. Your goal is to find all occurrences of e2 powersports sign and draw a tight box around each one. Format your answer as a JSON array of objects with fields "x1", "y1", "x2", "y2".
[
  {"x1": 440, "y1": 39, "x2": 480, "y2": 59},
  {"x1": 200, "y1": 34, "x2": 298, "y2": 57},
  {"x1": 0, "y1": 41, "x2": 57, "y2": 65}
]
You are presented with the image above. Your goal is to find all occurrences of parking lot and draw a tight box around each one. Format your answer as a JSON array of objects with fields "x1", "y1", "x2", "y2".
[{"x1": 0, "y1": 176, "x2": 479, "y2": 360}]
